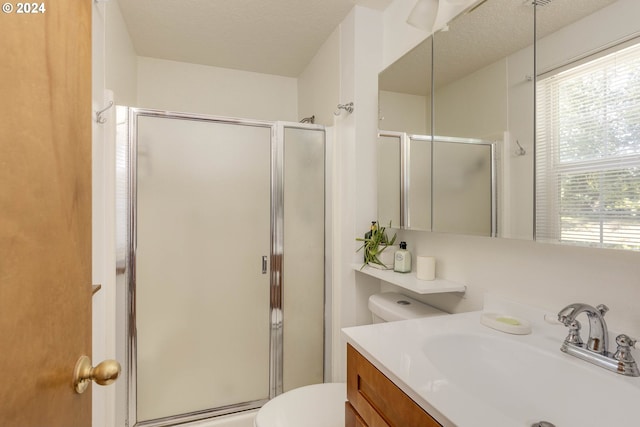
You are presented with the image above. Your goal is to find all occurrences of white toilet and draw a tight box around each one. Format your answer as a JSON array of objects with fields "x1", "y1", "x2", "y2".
[
  {"x1": 253, "y1": 383, "x2": 346, "y2": 427},
  {"x1": 368, "y1": 292, "x2": 446, "y2": 323},
  {"x1": 254, "y1": 292, "x2": 446, "y2": 427}
]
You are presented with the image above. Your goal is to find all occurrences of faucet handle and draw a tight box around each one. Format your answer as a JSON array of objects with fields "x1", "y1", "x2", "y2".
[
  {"x1": 555, "y1": 308, "x2": 584, "y2": 345},
  {"x1": 564, "y1": 319, "x2": 583, "y2": 346},
  {"x1": 596, "y1": 304, "x2": 609, "y2": 316},
  {"x1": 613, "y1": 334, "x2": 640, "y2": 376},
  {"x1": 614, "y1": 334, "x2": 637, "y2": 362}
]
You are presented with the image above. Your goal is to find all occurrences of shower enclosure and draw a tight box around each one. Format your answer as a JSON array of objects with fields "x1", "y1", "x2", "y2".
[{"x1": 115, "y1": 107, "x2": 326, "y2": 427}]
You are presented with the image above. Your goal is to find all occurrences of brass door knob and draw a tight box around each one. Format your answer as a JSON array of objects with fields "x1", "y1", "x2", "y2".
[{"x1": 73, "y1": 355, "x2": 121, "y2": 394}]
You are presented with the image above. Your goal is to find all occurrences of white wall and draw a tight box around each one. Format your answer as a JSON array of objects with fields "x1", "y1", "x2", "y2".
[
  {"x1": 92, "y1": 3, "x2": 117, "y2": 427},
  {"x1": 386, "y1": 230, "x2": 640, "y2": 336},
  {"x1": 325, "y1": 6, "x2": 385, "y2": 382},
  {"x1": 105, "y1": 0, "x2": 137, "y2": 106},
  {"x1": 94, "y1": 3, "x2": 138, "y2": 426},
  {"x1": 353, "y1": 5, "x2": 386, "y2": 330},
  {"x1": 297, "y1": 28, "x2": 341, "y2": 126},
  {"x1": 137, "y1": 57, "x2": 298, "y2": 121}
]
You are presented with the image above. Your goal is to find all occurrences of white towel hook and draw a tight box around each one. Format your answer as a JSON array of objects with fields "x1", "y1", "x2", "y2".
[
  {"x1": 95, "y1": 101, "x2": 114, "y2": 124},
  {"x1": 334, "y1": 102, "x2": 354, "y2": 116}
]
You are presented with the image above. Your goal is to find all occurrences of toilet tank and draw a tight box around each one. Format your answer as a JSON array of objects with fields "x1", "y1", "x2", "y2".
[{"x1": 368, "y1": 292, "x2": 447, "y2": 323}]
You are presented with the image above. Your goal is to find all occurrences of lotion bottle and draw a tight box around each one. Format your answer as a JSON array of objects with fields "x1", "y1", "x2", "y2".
[{"x1": 394, "y1": 241, "x2": 411, "y2": 273}]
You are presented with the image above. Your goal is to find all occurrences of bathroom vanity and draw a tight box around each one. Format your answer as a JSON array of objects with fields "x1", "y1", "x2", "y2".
[
  {"x1": 342, "y1": 300, "x2": 640, "y2": 427},
  {"x1": 345, "y1": 344, "x2": 441, "y2": 427}
]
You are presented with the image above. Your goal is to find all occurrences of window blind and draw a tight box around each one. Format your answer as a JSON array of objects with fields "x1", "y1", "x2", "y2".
[{"x1": 536, "y1": 41, "x2": 640, "y2": 250}]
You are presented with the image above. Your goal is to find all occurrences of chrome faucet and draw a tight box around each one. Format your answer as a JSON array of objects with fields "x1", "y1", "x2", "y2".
[
  {"x1": 557, "y1": 303, "x2": 639, "y2": 377},
  {"x1": 557, "y1": 303, "x2": 609, "y2": 354}
]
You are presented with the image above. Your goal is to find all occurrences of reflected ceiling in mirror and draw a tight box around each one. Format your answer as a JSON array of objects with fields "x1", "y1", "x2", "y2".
[
  {"x1": 433, "y1": 0, "x2": 534, "y2": 94},
  {"x1": 432, "y1": 0, "x2": 615, "y2": 92},
  {"x1": 379, "y1": 37, "x2": 432, "y2": 97},
  {"x1": 378, "y1": 37, "x2": 432, "y2": 135}
]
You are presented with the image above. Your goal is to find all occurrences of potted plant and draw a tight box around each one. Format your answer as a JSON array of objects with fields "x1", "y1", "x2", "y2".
[{"x1": 356, "y1": 221, "x2": 397, "y2": 269}]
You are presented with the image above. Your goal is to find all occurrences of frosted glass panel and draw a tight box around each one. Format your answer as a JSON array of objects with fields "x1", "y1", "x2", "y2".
[
  {"x1": 135, "y1": 117, "x2": 271, "y2": 421},
  {"x1": 282, "y1": 127, "x2": 325, "y2": 392},
  {"x1": 377, "y1": 134, "x2": 401, "y2": 228},
  {"x1": 408, "y1": 137, "x2": 432, "y2": 231},
  {"x1": 432, "y1": 141, "x2": 492, "y2": 236}
]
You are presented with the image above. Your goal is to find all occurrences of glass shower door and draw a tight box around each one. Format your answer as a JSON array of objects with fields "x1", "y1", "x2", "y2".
[
  {"x1": 281, "y1": 125, "x2": 325, "y2": 392},
  {"x1": 134, "y1": 114, "x2": 272, "y2": 423}
]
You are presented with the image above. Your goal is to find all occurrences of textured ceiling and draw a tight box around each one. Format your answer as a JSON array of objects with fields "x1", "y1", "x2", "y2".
[
  {"x1": 380, "y1": 0, "x2": 617, "y2": 96},
  {"x1": 117, "y1": 0, "x2": 392, "y2": 77}
]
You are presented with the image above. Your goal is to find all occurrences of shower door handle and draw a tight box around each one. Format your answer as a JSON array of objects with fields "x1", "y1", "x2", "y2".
[{"x1": 262, "y1": 256, "x2": 268, "y2": 274}]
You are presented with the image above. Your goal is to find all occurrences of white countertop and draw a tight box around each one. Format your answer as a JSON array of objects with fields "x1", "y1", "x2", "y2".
[{"x1": 342, "y1": 301, "x2": 640, "y2": 427}]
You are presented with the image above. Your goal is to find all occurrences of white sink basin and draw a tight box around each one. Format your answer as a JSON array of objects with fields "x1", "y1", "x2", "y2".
[
  {"x1": 423, "y1": 332, "x2": 639, "y2": 425},
  {"x1": 343, "y1": 308, "x2": 640, "y2": 427}
]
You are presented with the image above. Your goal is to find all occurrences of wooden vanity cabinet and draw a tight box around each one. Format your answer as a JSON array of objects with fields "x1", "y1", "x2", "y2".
[{"x1": 346, "y1": 344, "x2": 442, "y2": 427}]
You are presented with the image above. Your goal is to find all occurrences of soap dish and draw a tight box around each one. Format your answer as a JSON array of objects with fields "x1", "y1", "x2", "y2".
[{"x1": 480, "y1": 312, "x2": 532, "y2": 335}]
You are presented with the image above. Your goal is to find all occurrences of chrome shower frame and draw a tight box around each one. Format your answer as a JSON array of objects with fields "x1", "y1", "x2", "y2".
[
  {"x1": 376, "y1": 131, "x2": 496, "y2": 235},
  {"x1": 115, "y1": 107, "x2": 327, "y2": 427}
]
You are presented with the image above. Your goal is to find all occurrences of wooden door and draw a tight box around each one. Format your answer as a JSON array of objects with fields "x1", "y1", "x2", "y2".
[{"x1": 0, "y1": 1, "x2": 93, "y2": 426}]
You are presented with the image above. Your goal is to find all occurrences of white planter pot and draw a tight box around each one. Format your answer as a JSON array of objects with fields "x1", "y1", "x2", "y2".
[{"x1": 368, "y1": 245, "x2": 398, "y2": 270}]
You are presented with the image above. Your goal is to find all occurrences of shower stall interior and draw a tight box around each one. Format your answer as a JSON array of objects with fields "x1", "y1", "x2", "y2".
[{"x1": 115, "y1": 107, "x2": 327, "y2": 427}]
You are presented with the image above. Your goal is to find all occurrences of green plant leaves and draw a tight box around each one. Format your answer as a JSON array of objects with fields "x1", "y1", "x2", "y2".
[{"x1": 356, "y1": 222, "x2": 397, "y2": 268}]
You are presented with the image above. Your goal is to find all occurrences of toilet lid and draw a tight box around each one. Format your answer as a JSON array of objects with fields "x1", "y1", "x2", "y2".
[{"x1": 254, "y1": 383, "x2": 346, "y2": 427}]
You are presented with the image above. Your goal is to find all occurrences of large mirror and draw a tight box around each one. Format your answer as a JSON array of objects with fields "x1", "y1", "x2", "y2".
[
  {"x1": 378, "y1": 0, "x2": 534, "y2": 237},
  {"x1": 378, "y1": 0, "x2": 640, "y2": 250}
]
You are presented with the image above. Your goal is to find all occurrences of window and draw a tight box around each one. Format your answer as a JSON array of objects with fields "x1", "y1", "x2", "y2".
[{"x1": 536, "y1": 41, "x2": 640, "y2": 250}]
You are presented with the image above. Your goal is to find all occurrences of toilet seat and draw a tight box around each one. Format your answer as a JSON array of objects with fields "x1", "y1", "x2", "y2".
[{"x1": 254, "y1": 383, "x2": 346, "y2": 427}]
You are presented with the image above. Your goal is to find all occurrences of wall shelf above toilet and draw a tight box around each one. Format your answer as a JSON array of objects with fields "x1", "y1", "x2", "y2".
[{"x1": 352, "y1": 264, "x2": 466, "y2": 295}]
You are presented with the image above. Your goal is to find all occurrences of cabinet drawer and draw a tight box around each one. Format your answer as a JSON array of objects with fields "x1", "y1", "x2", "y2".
[
  {"x1": 345, "y1": 401, "x2": 368, "y2": 427},
  {"x1": 346, "y1": 344, "x2": 441, "y2": 427}
]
